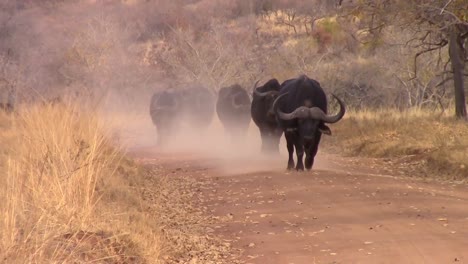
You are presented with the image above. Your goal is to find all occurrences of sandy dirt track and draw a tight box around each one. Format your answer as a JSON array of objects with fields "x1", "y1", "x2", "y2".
[{"x1": 132, "y1": 148, "x2": 468, "y2": 264}]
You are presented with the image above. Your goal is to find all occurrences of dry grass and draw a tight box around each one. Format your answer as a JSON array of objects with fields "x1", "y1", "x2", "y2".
[
  {"x1": 0, "y1": 103, "x2": 240, "y2": 263},
  {"x1": 326, "y1": 108, "x2": 468, "y2": 180},
  {"x1": 0, "y1": 103, "x2": 160, "y2": 263}
]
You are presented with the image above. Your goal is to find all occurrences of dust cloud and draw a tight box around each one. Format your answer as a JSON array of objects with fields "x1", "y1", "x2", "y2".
[
  {"x1": 103, "y1": 102, "x2": 333, "y2": 175},
  {"x1": 1, "y1": 1, "x2": 333, "y2": 175},
  {"x1": 107, "y1": 107, "x2": 289, "y2": 175}
]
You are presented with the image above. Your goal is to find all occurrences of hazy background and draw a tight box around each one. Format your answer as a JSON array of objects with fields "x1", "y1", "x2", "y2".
[{"x1": 0, "y1": 0, "x2": 461, "y2": 159}]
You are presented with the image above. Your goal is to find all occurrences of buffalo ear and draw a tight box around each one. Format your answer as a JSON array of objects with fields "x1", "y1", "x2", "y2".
[{"x1": 319, "y1": 125, "x2": 332, "y2": 136}]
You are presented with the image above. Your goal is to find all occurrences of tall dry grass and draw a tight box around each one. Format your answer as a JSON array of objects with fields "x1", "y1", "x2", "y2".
[
  {"x1": 326, "y1": 108, "x2": 468, "y2": 179},
  {"x1": 0, "y1": 103, "x2": 159, "y2": 263}
]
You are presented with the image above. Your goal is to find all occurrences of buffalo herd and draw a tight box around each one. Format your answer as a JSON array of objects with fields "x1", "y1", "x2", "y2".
[{"x1": 149, "y1": 74, "x2": 346, "y2": 171}]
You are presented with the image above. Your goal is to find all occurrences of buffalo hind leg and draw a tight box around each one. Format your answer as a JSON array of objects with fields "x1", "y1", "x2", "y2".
[{"x1": 285, "y1": 132, "x2": 295, "y2": 170}]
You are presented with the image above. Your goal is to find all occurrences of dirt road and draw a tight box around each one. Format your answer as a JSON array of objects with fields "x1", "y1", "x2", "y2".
[{"x1": 133, "y1": 148, "x2": 468, "y2": 264}]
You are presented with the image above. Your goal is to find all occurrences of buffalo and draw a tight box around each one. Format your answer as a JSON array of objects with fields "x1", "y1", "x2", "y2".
[
  {"x1": 149, "y1": 89, "x2": 181, "y2": 147},
  {"x1": 216, "y1": 84, "x2": 251, "y2": 142},
  {"x1": 251, "y1": 79, "x2": 284, "y2": 153},
  {"x1": 273, "y1": 75, "x2": 345, "y2": 171},
  {"x1": 182, "y1": 85, "x2": 216, "y2": 131},
  {"x1": 149, "y1": 85, "x2": 215, "y2": 147}
]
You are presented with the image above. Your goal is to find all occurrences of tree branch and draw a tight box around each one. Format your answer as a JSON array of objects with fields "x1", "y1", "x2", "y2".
[
  {"x1": 440, "y1": 0, "x2": 453, "y2": 15},
  {"x1": 435, "y1": 76, "x2": 453, "y2": 87},
  {"x1": 412, "y1": 41, "x2": 448, "y2": 78}
]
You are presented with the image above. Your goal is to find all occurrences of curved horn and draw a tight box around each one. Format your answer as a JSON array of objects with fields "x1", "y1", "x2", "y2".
[
  {"x1": 274, "y1": 94, "x2": 346, "y2": 122},
  {"x1": 252, "y1": 79, "x2": 260, "y2": 91},
  {"x1": 232, "y1": 92, "x2": 250, "y2": 110},
  {"x1": 231, "y1": 96, "x2": 243, "y2": 109},
  {"x1": 254, "y1": 88, "x2": 279, "y2": 97},
  {"x1": 320, "y1": 94, "x2": 346, "y2": 123},
  {"x1": 151, "y1": 95, "x2": 179, "y2": 113},
  {"x1": 278, "y1": 106, "x2": 311, "y2": 120},
  {"x1": 271, "y1": 92, "x2": 290, "y2": 119},
  {"x1": 252, "y1": 79, "x2": 279, "y2": 97},
  {"x1": 306, "y1": 107, "x2": 328, "y2": 120}
]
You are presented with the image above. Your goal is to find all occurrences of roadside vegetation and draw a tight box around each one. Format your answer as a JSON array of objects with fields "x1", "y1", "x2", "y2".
[
  {"x1": 0, "y1": 103, "x2": 236, "y2": 263},
  {"x1": 0, "y1": 103, "x2": 163, "y2": 262},
  {"x1": 327, "y1": 109, "x2": 468, "y2": 180}
]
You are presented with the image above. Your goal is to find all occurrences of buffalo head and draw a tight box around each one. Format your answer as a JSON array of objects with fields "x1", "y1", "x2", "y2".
[
  {"x1": 273, "y1": 93, "x2": 345, "y2": 142},
  {"x1": 252, "y1": 80, "x2": 281, "y2": 118}
]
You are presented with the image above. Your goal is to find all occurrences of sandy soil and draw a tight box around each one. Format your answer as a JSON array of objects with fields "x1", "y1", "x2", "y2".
[{"x1": 130, "y1": 146, "x2": 468, "y2": 264}]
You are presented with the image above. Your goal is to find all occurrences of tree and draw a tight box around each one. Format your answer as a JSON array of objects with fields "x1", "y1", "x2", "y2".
[{"x1": 342, "y1": 0, "x2": 468, "y2": 119}]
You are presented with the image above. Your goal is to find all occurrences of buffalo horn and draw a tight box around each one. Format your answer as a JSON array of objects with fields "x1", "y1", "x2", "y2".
[
  {"x1": 231, "y1": 95, "x2": 248, "y2": 110},
  {"x1": 276, "y1": 94, "x2": 345, "y2": 123},
  {"x1": 153, "y1": 98, "x2": 179, "y2": 112},
  {"x1": 252, "y1": 79, "x2": 260, "y2": 90},
  {"x1": 253, "y1": 79, "x2": 279, "y2": 97},
  {"x1": 320, "y1": 94, "x2": 346, "y2": 123},
  {"x1": 271, "y1": 92, "x2": 289, "y2": 117},
  {"x1": 254, "y1": 89, "x2": 279, "y2": 97}
]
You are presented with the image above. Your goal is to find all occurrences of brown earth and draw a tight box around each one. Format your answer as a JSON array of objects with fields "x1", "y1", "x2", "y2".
[{"x1": 131, "y1": 148, "x2": 468, "y2": 264}]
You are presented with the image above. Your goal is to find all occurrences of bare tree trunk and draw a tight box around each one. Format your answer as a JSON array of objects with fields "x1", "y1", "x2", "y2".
[{"x1": 448, "y1": 27, "x2": 467, "y2": 120}]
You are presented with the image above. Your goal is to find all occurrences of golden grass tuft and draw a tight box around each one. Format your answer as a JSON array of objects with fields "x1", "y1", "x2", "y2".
[
  {"x1": 0, "y1": 103, "x2": 160, "y2": 263},
  {"x1": 327, "y1": 108, "x2": 468, "y2": 180}
]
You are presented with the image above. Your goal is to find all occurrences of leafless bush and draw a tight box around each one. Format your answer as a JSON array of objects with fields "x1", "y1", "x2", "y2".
[
  {"x1": 0, "y1": 0, "x2": 458, "y2": 112},
  {"x1": 154, "y1": 18, "x2": 261, "y2": 91}
]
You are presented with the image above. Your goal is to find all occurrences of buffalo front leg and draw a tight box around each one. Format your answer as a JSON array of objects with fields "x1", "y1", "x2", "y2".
[
  {"x1": 157, "y1": 127, "x2": 168, "y2": 148},
  {"x1": 305, "y1": 133, "x2": 322, "y2": 170},
  {"x1": 294, "y1": 139, "x2": 304, "y2": 171},
  {"x1": 261, "y1": 128, "x2": 281, "y2": 154},
  {"x1": 285, "y1": 131, "x2": 295, "y2": 170},
  {"x1": 271, "y1": 128, "x2": 283, "y2": 154},
  {"x1": 260, "y1": 128, "x2": 269, "y2": 153}
]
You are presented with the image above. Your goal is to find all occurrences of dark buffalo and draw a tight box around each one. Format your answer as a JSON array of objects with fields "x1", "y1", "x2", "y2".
[
  {"x1": 149, "y1": 85, "x2": 215, "y2": 146},
  {"x1": 182, "y1": 85, "x2": 215, "y2": 130},
  {"x1": 273, "y1": 75, "x2": 345, "y2": 171},
  {"x1": 149, "y1": 89, "x2": 180, "y2": 147},
  {"x1": 251, "y1": 79, "x2": 283, "y2": 153},
  {"x1": 216, "y1": 84, "x2": 251, "y2": 141}
]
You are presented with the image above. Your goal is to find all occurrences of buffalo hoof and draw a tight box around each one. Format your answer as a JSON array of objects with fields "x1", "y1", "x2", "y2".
[
  {"x1": 296, "y1": 163, "x2": 304, "y2": 171},
  {"x1": 287, "y1": 160, "x2": 295, "y2": 170}
]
